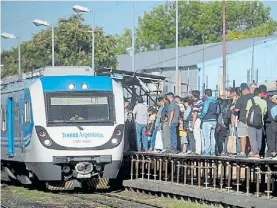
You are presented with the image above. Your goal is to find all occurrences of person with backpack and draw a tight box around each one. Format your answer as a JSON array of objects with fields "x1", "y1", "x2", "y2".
[
  {"x1": 200, "y1": 89, "x2": 219, "y2": 156},
  {"x1": 246, "y1": 88, "x2": 267, "y2": 159},
  {"x1": 259, "y1": 85, "x2": 277, "y2": 159},
  {"x1": 215, "y1": 98, "x2": 230, "y2": 155},
  {"x1": 235, "y1": 83, "x2": 254, "y2": 158}
]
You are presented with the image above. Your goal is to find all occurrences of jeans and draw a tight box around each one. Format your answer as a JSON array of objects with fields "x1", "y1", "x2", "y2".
[
  {"x1": 135, "y1": 123, "x2": 148, "y2": 151},
  {"x1": 266, "y1": 122, "x2": 277, "y2": 155},
  {"x1": 215, "y1": 133, "x2": 227, "y2": 155},
  {"x1": 169, "y1": 123, "x2": 178, "y2": 151},
  {"x1": 150, "y1": 129, "x2": 157, "y2": 149},
  {"x1": 202, "y1": 121, "x2": 217, "y2": 155},
  {"x1": 163, "y1": 121, "x2": 170, "y2": 150},
  {"x1": 234, "y1": 127, "x2": 241, "y2": 154},
  {"x1": 248, "y1": 126, "x2": 263, "y2": 155}
]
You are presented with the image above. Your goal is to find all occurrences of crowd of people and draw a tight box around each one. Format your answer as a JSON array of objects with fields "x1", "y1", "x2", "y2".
[{"x1": 124, "y1": 83, "x2": 277, "y2": 159}]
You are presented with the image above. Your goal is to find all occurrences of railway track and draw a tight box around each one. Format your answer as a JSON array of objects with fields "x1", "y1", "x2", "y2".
[
  {"x1": 97, "y1": 192, "x2": 166, "y2": 208},
  {"x1": 70, "y1": 192, "x2": 166, "y2": 208}
]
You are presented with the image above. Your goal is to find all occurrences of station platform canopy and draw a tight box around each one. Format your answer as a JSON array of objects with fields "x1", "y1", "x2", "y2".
[{"x1": 97, "y1": 68, "x2": 167, "y2": 106}]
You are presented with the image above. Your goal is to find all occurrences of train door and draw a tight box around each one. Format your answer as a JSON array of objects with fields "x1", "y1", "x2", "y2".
[
  {"x1": 18, "y1": 98, "x2": 24, "y2": 153},
  {"x1": 7, "y1": 97, "x2": 14, "y2": 157}
]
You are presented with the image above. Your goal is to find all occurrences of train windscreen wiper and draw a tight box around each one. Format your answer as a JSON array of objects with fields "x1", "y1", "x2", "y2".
[{"x1": 63, "y1": 113, "x2": 84, "y2": 131}]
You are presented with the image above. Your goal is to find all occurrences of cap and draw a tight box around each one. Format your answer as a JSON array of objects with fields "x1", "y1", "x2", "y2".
[
  {"x1": 240, "y1": 83, "x2": 249, "y2": 91},
  {"x1": 259, "y1": 85, "x2": 267, "y2": 93}
]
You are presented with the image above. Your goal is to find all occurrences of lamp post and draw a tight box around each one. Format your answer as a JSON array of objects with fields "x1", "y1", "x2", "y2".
[
  {"x1": 175, "y1": 0, "x2": 179, "y2": 95},
  {"x1": 132, "y1": 1, "x2": 135, "y2": 73},
  {"x1": 73, "y1": 5, "x2": 95, "y2": 71},
  {"x1": 33, "y1": 19, "x2": 54, "y2": 66},
  {"x1": 1, "y1": 33, "x2": 21, "y2": 77}
]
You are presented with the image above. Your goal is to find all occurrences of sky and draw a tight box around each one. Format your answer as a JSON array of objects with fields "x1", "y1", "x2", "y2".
[{"x1": 1, "y1": 1, "x2": 277, "y2": 51}]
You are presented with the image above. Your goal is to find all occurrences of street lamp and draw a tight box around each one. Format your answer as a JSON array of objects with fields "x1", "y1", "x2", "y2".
[
  {"x1": 33, "y1": 19, "x2": 54, "y2": 67},
  {"x1": 72, "y1": 5, "x2": 95, "y2": 71},
  {"x1": 175, "y1": 0, "x2": 179, "y2": 95},
  {"x1": 1, "y1": 32, "x2": 21, "y2": 77}
]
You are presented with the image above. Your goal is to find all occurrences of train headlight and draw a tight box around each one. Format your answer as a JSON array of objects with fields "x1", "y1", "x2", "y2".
[
  {"x1": 68, "y1": 83, "x2": 75, "y2": 90},
  {"x1": 82, "y1": 83, "x2": 88, "y2": 90},
  {"x1": 43, "y1": 139, "x2": 52, "y2": 146},
  {"x1": 111, "y1": 138, "x2": 118, "y2": 145}
]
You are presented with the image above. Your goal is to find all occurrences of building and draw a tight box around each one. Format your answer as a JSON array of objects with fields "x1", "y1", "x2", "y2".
[{"x1": 117, "y1": 35, "x2": 277, "y2": 96}]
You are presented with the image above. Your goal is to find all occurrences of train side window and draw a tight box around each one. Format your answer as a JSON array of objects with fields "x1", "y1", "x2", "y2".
[
  {"x1": 1, "y1": 108, "x2": 7, "y2": 132},
  {"x1": 24, "y1": 102, "x2": 30, "y2": 123}
]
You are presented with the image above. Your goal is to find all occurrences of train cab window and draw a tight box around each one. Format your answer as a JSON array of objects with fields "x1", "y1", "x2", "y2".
[
  {"x1": 45, "y1": 92, "x2": 115, "y2": 126},
  {"x1": 1, "y1": 108, "x2": 6, "y2": 132},
  {"x1": 24, "y1": 101, "x2": 30, "y2": 123}
]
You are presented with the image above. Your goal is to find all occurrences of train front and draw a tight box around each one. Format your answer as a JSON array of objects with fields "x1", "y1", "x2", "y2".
[{"x1": 27, "y1": 75, "x2": 124, "y2": 189}]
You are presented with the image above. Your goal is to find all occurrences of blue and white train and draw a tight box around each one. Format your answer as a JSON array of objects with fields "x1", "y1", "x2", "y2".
[{"x1": 1, "y1": 66, "x2": 125, "y2": 190}]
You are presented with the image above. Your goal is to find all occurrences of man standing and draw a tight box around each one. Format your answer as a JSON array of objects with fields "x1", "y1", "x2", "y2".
[
  {"x1": 191, "y1": 90, "x2": 204, "y2": 155},
  {"x1": 161, "y1": 95, "x2": 170, "y2": 151},
  {"x1": 133, "y1": 96, "x2": 148, "y2": 152},
  {"x1": 246, "y1": 88, "x2": 267, "y2": 158},
  {"x1": 167, "y1": 92, "x2": 180, "y2": 153},
  {"x1": 259, "y1": 85, "x2": 277, "y2": 158},
  {"x1": 235, "y1": 83, "x2": 254, "y2": 158},
  {"x1": 200, "y1": 89, "x2": 219, "y2": 155}
]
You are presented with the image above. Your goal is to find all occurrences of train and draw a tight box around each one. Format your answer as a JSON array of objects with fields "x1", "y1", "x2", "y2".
[{"x1": 1, "y1": 66, "x2": 125, "y2": 190}]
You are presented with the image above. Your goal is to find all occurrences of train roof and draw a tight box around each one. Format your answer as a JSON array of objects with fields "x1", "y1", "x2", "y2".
[{"x1": 1, "y1": 66, "x2": 166, "y2": 95}]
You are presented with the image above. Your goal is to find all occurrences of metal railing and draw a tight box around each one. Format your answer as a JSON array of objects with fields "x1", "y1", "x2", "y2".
[{"x1": 127, "y1": 153, "x2": 277, "y2": 199}]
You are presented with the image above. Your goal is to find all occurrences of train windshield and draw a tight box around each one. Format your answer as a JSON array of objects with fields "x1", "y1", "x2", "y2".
[{"x1": 45, "y1": 92, "x2": 115, "y2": 125}]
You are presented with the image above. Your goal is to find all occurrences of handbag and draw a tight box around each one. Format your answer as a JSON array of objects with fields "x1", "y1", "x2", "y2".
[
  {"x1": 179, "y1": 130, "x2": 187, "y2": 137},
  {"x1": 227, "y1": 127, "x2": 236, "y2": 154}
]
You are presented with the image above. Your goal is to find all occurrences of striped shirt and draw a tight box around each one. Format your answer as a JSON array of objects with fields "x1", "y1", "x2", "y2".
[{"x1": 192, "y1": 99, "x2": 204, "y2": 117}]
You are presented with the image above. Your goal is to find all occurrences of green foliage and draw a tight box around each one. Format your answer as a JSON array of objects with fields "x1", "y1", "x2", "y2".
[
  {"x1": 228, "y1": 20, "x2": 277, "y2": 40},
  {"x1": 131, "y1": 0, "x2": 277, "y2": 52},
  {"x1": 114, "y1": 28, "x2": 132, "y2": 54},
  {"x1": 1, "y1": 14, "x2": 118, "y2": 78}
]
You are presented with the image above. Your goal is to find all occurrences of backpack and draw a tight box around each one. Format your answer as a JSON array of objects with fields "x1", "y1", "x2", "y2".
[
  {"x1": 271, "y1": 105, "x2": 277, "y2": 121},
  {"x1": 217, "y1": 102, "x2": 230, "y2": 128},
  {"x1": 246, "y1": 98, "x2": 263, "y2": 129}
]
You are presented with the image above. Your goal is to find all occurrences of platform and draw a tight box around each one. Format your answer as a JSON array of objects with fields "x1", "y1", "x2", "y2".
[
  {"x1": 122, "y1": 151, "x2": 277, "y2": 203},
  {"x1": 123, "y1": 179, "x2": 277, "y2": 208}
]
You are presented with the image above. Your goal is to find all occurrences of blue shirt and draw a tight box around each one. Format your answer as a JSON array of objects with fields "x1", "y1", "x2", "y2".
[
  {"x1": 200, "y1": 97, "x2": 219, "y2": 121},
  {"x1": 161, "y1": 104, "x2": 169, "y2": 120}
]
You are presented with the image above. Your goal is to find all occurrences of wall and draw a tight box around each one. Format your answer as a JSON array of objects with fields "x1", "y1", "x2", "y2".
[
  {"x1": 197, "y1": 38, "x2": 277, "y2": 95},
  {"x1": 147, "y1": 66, "x2": 198, "y2": 95}
]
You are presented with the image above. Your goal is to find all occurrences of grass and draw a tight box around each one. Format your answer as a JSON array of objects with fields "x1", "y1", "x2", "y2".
[
  {"x1": 116, "y1": 190, "x2": 215, "y2": 208},
  {"x1": 1, "y1": 185, "x2": 215, "y2": 208}
]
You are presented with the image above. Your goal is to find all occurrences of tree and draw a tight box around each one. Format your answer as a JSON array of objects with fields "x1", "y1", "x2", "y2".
[
  {"x1": 1, "y1": 14, "x2": 118, "y2": 78},
  {"x1": 135, "y1": 1, "x2": 277, "y2": 51},
  {"x1": 114, "y1": 28, "x2": 132, "y2": 54},
  {"x1": 228, "y1": 20, "x2": 277, "y2": 40}
]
